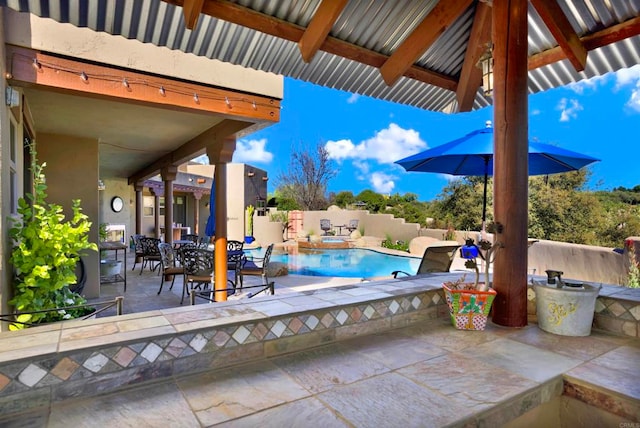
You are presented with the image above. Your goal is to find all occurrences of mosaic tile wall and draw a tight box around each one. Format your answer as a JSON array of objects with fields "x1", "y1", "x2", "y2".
[{"x1": 0, "y1": 289, "x2": 445, "y2": 416}]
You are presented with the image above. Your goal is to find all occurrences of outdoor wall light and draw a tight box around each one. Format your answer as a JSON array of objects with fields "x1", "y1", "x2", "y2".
[
  {"x1": 247, "y1": 171, "x2": 255, "y2": 177},
  {"x1": 98, "y1": 179, "x2": 105, "y2": 191},
  {"x1": 478, "y1": 43, "x2": 493, "y2": 97},
  {"x1": 262, "y1": 176, "x2": 269, "y2": 181},
  {"x1": 196, "y1": 178, "x2": 206, "y2": 184}
]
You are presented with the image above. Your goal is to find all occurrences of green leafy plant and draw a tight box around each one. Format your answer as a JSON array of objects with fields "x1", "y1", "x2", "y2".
[
  {"x1": 246, "y1": 205, "x2": 255, "y2": 236},
  {"x1": 624, "y1": 239, "x2": 640, "y2": 288},
  {"x1": 8, "y1": 158, "x2": 97, "y2": 329},
  {"x1": 381, "y1": 234, "x2": 409, "y2": 252}
]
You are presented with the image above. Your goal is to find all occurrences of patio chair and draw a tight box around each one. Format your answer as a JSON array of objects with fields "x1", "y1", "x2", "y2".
[
  {"x1": 346, "y1": 219, "x2": 359, "y2": 234},
  {"x1": 392, "y1": 242, "x2": 461, "y2": 277},
  {"x1": 320, "y1": 219, "x2": 332, "y2": 235},
  {"x1": 180, "y1": 247, "x2": 214, "y2": 304},
  {"x1": 226, "y1": 240, "x2": 244, "y2": 288},
  {"x1": 130, "y1": 234, "x2": 145, "y2": 271},
  {"x1": 139, "y1": 237, "x2": 162, "y2": 275},
  {"x1": 181, "y1": 233, "x2": 199, "y2": 243},
  {"x1": 239, "y1": 243, "x2": 274, "y2": 293},
  {"x1": 157, "y1": 243, "x2": 184, "y2": 295}
]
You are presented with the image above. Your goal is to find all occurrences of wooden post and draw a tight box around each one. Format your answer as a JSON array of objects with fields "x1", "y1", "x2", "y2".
[
  {"x1": 134, "y1": 182, "x2": 144, "y2": 235},
  {"x1": 161, "y1": 166, "x2": 178, "y2": 245},
  {"x1": 491, "y1": 0, "x2": 529, "y2": 327}
]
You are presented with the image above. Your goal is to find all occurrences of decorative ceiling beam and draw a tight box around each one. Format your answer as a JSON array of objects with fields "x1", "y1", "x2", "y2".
[
  {"x1": 163, "y1": 0, "x2": 458, "y2": 91},
  {"x1": 529, "y1": 16, "x2": 640, "y2": 70},
  {"x1": 128, "y1": 119, "x2": 249, "y2": 184},
  {"x1": 531, "y1": 0, "x2": 587, "y2": 71},
  {"x1": 182, "y1": 0, "x2": 205, "y2": 29},
  {"x1": 379, "y1": 0, "x2": 472, "y2": 86},
  {"x1": 456, "y1": 1, "x2": 491, "y2": 112},
  {"x1": 299, "y1": 0, "x2": 348, "y2": 63},
  {"x1": 6, "y1": 45, "x2": 280, "y2": 123}
]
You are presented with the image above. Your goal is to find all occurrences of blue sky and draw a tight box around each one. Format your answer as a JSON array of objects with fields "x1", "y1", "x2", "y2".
[{"x1": 229, "y1": 64, "x2": 640, "y2": 202}]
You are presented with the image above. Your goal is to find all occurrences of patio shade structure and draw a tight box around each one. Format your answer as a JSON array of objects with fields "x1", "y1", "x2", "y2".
[{"x1": 395, "y1": 123, "x2": 600, "y2": 230}]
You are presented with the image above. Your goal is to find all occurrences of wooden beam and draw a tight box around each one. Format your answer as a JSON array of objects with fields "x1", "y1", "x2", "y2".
[
  {"x1": 529, "y1": 15, "x2": 640, "y2": 70},
  {"x1": 6, "y1": 45, "x2": 281, "y2": 123},
  {"x1": 531, "y1": 0, "x2": 587, "y2": 71},
  {"x1": 380, "y1": 0, "x2": 472, "y2": 86},
  {"x1": 162, "y1": 0, "x2": 458, "y2": 91},
  {"x1": 128, "y1": 119, "x2": 249, "y2": 184},
  {"x1": 182, "y1": 0, "x2": 205, "y2": 29},
  {"x1": 299, "y1": 0, "x2": 348, "y2": 63},
  {"x1": 456, "y1": 1, "x2": 492, "y2": 112}
]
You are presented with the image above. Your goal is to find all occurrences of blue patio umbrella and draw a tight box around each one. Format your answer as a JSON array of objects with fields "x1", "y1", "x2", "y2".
[
  {"x1": 395, "y1": 123, "x2": 600, "y2": 228},
  {"x1": 204, "y1": 179, "x2": 216, "y2": 237}
]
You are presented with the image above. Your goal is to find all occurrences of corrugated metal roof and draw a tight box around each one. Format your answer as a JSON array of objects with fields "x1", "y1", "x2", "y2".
[{"x1": 1, "y1": 0, "x2": 639, "y2": 112}]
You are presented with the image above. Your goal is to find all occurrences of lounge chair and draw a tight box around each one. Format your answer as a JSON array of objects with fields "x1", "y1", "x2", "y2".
[{"x1": 392, "y1": 242, "x2": 461, "y2": 277}]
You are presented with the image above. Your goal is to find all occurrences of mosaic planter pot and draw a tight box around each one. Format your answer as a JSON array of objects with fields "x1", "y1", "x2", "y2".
[{"x1": 443, "y1": 284, "x2": 497, "y2": 331}]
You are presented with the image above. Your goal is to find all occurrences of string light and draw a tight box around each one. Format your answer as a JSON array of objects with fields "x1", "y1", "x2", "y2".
[{"x1": 11, "y1": 53, "x2": 277, "y2": 111}]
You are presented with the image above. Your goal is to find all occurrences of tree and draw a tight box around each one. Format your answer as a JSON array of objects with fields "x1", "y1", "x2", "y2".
[
  {"x1": 277, "y1": 143, "x2": 336, "y2": 210},
  {"x1": 355, "y1": 189, "x2": 386, "y2": 212},
  {"x1": 333, "y1": 191, "x2": 355, "y2": 208}
]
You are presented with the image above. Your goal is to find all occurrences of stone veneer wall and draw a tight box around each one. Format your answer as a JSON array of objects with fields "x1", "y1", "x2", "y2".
[{"x1": 0, "y1": 277, "x2": 638, "y2": 419}]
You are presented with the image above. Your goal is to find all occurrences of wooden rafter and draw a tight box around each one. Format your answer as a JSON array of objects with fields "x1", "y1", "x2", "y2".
[
  {"x1": 529, "y1": 15, "x2": 640, "y2": 70},
  {"x1": 182, "y1": 0, "x2": 205, "y2": 29},
  {"x1": 456, "y1": 1, "x2": 491, "y2": 112},
  {"x1": 299, "y1": 0, "x2": 348, "y2": 63},
  {"x1": 163, "y1": 0, "x2": 458, "y2": 91},
  {"x1": 531, "y1": 0, "x2": 587, "y2": 71},
  {"x1": 128, "y1": 119, "x2": 248, "y2": 184},
  {"x1": 379, "y1": 0, "x2": 472, "y2": 86}
]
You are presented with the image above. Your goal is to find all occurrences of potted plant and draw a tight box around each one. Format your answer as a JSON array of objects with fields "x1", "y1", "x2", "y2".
[
  {"x1": 8, "y1": 155, "x2": 97, "y2": 329},
  {"x1": 443, "y1": 237, "x2": 502, "y2": 330},
  {"x1": 244, "y1": 204, "x2": 255, "y2": 243}
]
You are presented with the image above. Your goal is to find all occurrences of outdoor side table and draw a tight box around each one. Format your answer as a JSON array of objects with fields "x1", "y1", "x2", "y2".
[{"x1": 100, "y1": 241, "x2": 127, "y2": 292}]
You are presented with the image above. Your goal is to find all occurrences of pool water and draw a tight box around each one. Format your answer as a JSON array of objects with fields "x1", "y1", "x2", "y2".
[{"x1": 246, "y1": 247, "x2": 420, "y2": 278}]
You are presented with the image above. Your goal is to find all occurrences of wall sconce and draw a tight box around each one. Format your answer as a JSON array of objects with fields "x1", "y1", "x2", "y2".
[
  {"x1": 262, "y1": 176, "x2": 269, "y2": 181},
  {"x1": 247, "y1": 170, "x2": 255, "y2": 177},
  {"x1": 197, "y1": 178, "x2": 206, "y2": 184},
  {"x1": 98, "y1": 179, "x2": 105, "y2": 191},
  {"x1": 188, "y1": 178, "x2": 194, "y2": 182},
  {"x1": 478, "y1": 43, "x2": 493, "y2": 97}
]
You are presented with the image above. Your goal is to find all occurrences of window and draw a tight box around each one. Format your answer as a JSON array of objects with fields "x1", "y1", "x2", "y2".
[
  {"x1": 143, "y1": 196, "x2": 154, "y2": 216},
  {"x1": 159, "y1": 197, "x2": 165, "y2": 216}
]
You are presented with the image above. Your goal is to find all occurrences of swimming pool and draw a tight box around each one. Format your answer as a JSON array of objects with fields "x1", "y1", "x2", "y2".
[{"x1": 246, "y1": 247, "x2": 420, "y2": 278}]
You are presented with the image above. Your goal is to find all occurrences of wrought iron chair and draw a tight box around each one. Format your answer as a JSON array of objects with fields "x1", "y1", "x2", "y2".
[
  {"x1": 346, "y1": 219, "x2": 359, "y2": 234},
  {"x1": 239, "y1": 243, "x2": 274, "y2": 293},
  {"x1": 181, "y1": 233, "x2": 199, "y2": 243},
  {"x1": 130, "y1": 234, "x2": 145, "y2": 271},
  {"x1": 180, "y1": 247, "x2": 214, "y2": 304},
  {"x1": 320, "y1": 219, "x2": 332, "y2": 235},
  {"x1": 139, "y1": 237, "x2": 162, "y2": 275},
  {"x1": 157, "y1": 243, "x2": 184, "y2": 295},
  {"x1": 226, "y1": 240, "x2": 244, "y2": 288}
]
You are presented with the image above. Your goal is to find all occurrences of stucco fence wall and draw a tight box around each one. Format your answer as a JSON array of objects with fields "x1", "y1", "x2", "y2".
[{"x1": 251, "y1": 209, "x2": 632, "y2": 286}]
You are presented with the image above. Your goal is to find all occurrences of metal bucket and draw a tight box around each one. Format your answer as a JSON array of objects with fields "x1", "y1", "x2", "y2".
[{"x1": 533, "y1": 282, "x2": 601, "y2": 336}]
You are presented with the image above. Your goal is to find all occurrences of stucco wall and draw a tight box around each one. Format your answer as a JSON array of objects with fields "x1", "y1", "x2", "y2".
[
  {"x1": 3, "y1": 9, "x2": 283, "y2": 100},
  {"x1": 38, "y1": 133, "x2": 100, "y2": 298}
]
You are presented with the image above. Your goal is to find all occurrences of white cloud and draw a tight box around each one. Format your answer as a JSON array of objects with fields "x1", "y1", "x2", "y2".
[
  {"x1": 347, "y1": 93, "x2": 359, "y2": 104},
  {"x1": 557, "y1": 98, "x2": 583, "y2": 122},
  {"x1": 325, "y1": 123, "x2": 427, "y2": 164},
  {"x1": 567, "y1": 77, "x2": 601, "y2": 95},
  {"x1": 614, "y1": 64, "x2": 640, "y2": 89},
  {"x1": 627, "y1": 82, "x2": 640, "y2": 112},
  {"x1": 530, "y1": 109, "x2": 541, "y2": 116},
  {"x1": 232, "y1": 138, "x2": 274, "y2": 163},
  {"x1": 370, "y1": 172, "x2": 395, "y2": 194},
  {"x1": 352, "y1": 160, "x2": 370, "y2": 178}
]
